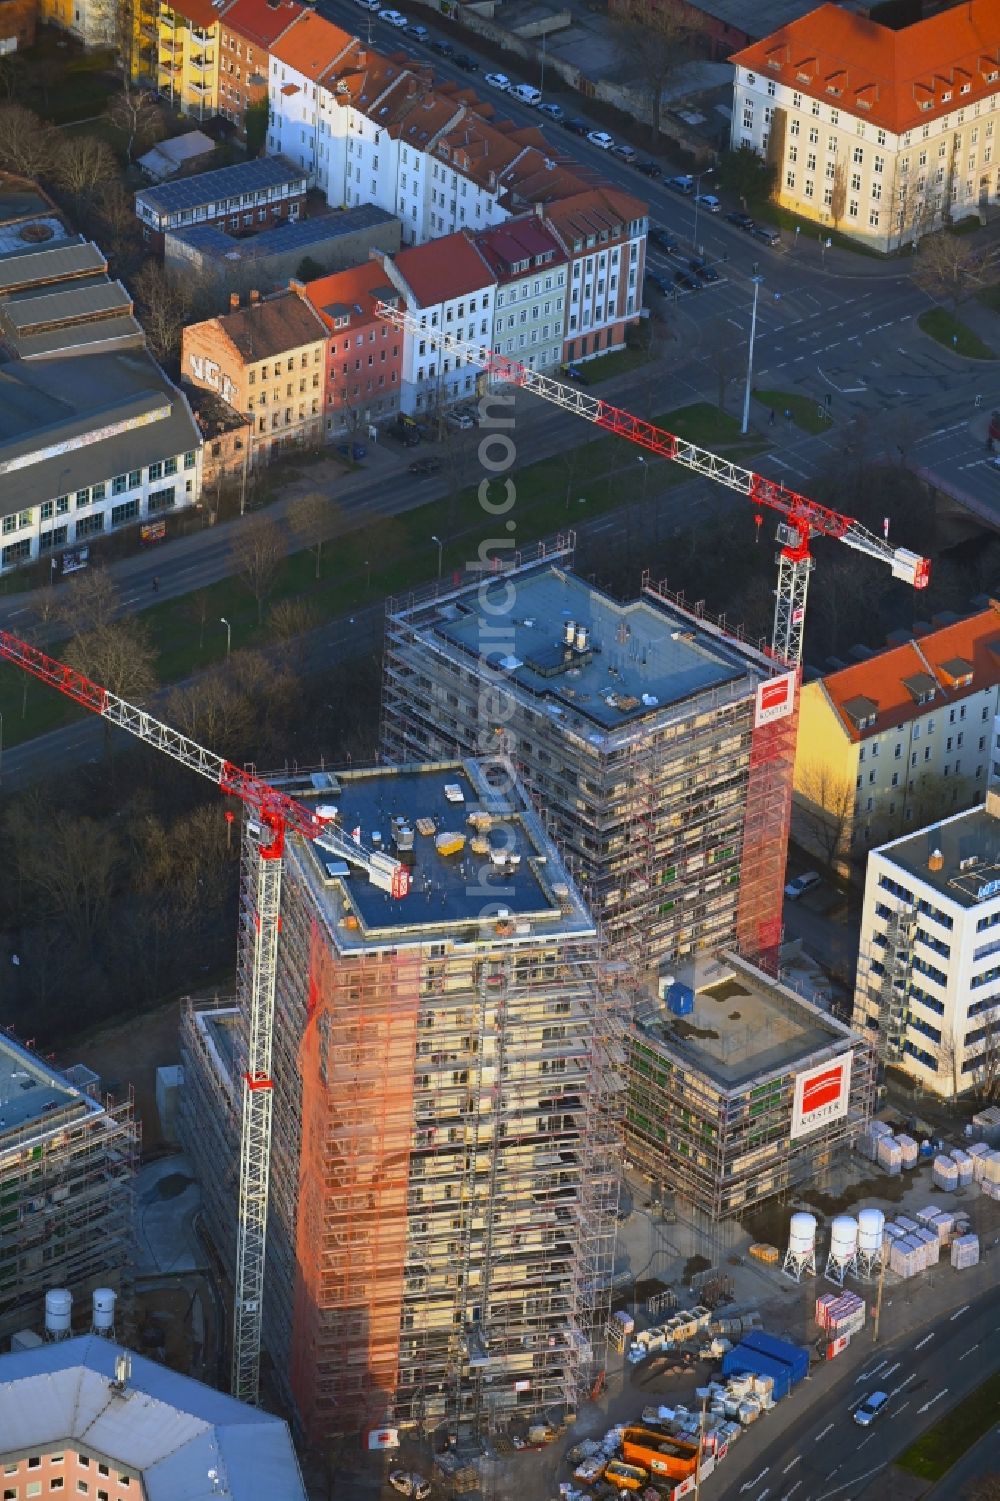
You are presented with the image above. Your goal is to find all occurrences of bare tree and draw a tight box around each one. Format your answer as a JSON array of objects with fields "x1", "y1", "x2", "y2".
[
  {"x1": 107, "y1": 86, "x2": 163, "y2": 161},
  {"x1": 53, "y1": 135, "x2": 119, "y2": 205},
  {"x1": 913, "y1": 231, "x2": 987, "y2": 312},
  {"x1": 969, "y1": 1004, "x2": 1000, "y2": 1104},
  {"x1": 269, "y1": 597, "x2": 319, "y2": 642},
  {"x1": 829, "y1": 160, "x2": 847, "y2": 231},
  {"x1": 702, "y1": 317, "x2": 742, "y2": 413},
  {"x1": 165, "y1": 668, "x2": 256, "y2": 759},
  {"x1": 64, "y1": 619, "x2": 158, "y2": 701},
  {"x1": 965, "y1": 1477, "x2": 1000, "y2": 1501},
  {"x1": 232, "y1": 513, "x2": 284, "y2": 625},
  {"x1": 0, "y1": 104, "x2": 55, "y2": 179},
  {"x1": 611, "y1": 0, "x2": 700, "y2": 142},
  {"x1": 793, "y1": 763, "x2": 855, "y2": 870},
  {"x1": 4, "y1": 803, "x2": 122, "y2": 945},
  {"x1": 54, "y1": 566, "x2": 120, "y2": 635},
  {"x1": 132, "y1": 261, "x2": 195, "y2": 363},
  {"x1": 288, "y1": 491, "x2": 338, "y2": 580}
]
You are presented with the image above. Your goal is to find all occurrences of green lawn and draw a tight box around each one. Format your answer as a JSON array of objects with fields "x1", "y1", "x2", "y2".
[
  {"x1": 0, "y1": 399, "x2": 771, "y2": 750},
  {"x1": 918, "y1": 307, "x2": 995, "y2": 359},
  {"x1": 896, "y1": 1369, "x2": 1000, "y2": 1480},
  {"x1": 575, "y1": 343, "x2": 653, "y2": 384},
  {"x1": 752, "y1": 204, "x2": 886, "y2": 259},
  {"x1": 978, "y1": 284, "x2": 1000, "y2": 314},
  {"x1": 753, "y1": 388, "x2": 833, "y2": 435}
]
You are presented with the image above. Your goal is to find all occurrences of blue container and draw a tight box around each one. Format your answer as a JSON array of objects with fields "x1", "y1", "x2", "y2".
[
  {"x1": 720, "y1": 1346, "x2": 792, "y2": 1402},
  {"x1": 666, "y1": 982, "x2": 694, "y2": 1017},
  {"x1": 741, "y1": 1331, "x2": 809, "y2": 1385}
]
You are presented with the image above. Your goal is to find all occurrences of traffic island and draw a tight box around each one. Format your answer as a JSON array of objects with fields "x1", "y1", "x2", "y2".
[
  {"x1": 895, "y1": 1368, "x2": 1000, "y2": 1483},
  {"x1": 917, "y1": 308, "x2": 995, "y2": 359}
]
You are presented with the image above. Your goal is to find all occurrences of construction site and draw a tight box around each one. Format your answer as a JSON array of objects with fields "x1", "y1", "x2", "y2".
[
  {"x1": 625, "y1": 954, "x2": 875, "y2": 1221},
  {"x1": 180, "y1": 757, "x2": 625, "y2": 1443},
  {"x1": 381, "y1": 541, "x2": 797, "y2": 971},
  {"x1": 0, "y1": 1031, "x2": 138, "y2": 1347}
]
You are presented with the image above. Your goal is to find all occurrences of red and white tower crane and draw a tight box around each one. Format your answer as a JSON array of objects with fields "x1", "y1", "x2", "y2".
[
  {"x1": 0, "y1": 630, "x2": 409, "y2": 1407},
  {"x1": 375, "y1": 303, "x2": 931, "y2": 666}
]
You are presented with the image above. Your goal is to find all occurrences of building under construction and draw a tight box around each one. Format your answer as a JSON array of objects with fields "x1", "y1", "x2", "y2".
[
  {"x1": 626, "y1": 954, "x2": 875, "y2": 1220},
  {"x1": 381, "y1": 539, "x2": 796, "y2": 970},
  {"x1": 180, "y1": 758, "x2": 623, "y2": 1442},
  {"x1": 0, "y1": 1033, "x2": 137, "y2": 1344}
]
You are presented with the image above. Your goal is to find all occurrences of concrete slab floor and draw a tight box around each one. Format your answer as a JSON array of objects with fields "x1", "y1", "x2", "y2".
[{"x1": 134, "y1": 1152, "x2": 205, "y2": 1276}]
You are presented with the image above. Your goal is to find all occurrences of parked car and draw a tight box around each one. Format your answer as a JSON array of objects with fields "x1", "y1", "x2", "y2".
[
  {"x1": 587, "y1": 130, "x2": 615, "y2": 150},
  {"x1": 452, "y1": 51, "x2": 479, "y2": 71},
  {"x1": 378, "y1": 8, "x2": 407, "y2": 25},
  {"x1": 665, "y1": 174, "x2": 694, "y2": 194},
  {"x1": 429, "y1": 37, "x2": 453, "y2": 54},
  {"x1": 648, "y1": 225, "x2": 679, "y2": 253},
  {"x1": 447, "y1": 410, "x2": 475, "y2": 429},
  {"x1": 407, "y1": 20, "x2": 429, "y2": 38},
  {"x1": 353, "y1": 0, "x2": 379, "y2": 9},
  {"x1": 784, "y1": 870, "x2": 821, "y2": 901},
  {"x1": 611, "y1": 142, "x2": 638, "y2": 164},
  {"x1": 336, "y1": 441, "x2": 367, "y2": 461},
  {"x1": 561, "y1": 363, "x2": 587, "y2": 382},
  {"x1": 485, "y1": 71, "x2": 511, "y2": 91},
  {"x1": 645, "y1": 271, "x2": 673, "y2": 295},
  {"x1": 690, "y1": 257, "x2": 720, "y2": 282},
  {"x1": 751, "y1": 224, "x2": 781, "y2": 244},
  {"x1": 694, "y1": 192, "x2": 721, "y2": 213},
  {"x1": 561, "y1": 116, "x2": 589, "y2": 136},
  {"x1": 636, "y1": 160, "x2": 662, "y2": 178},
  {"x1": 389, "y1": 1474, "x2": 431, "y2": 1501},
  {"x1": 674, "y1": 270, "x2": 699, "y2": 291},
  {"x1": 538, "y1": 101, "x2": 564, "y2": 120},
  {"x1": 726, "y1": 210, "x2": 755, "y2": 229},
  {"x1": 511, "y1": 82, "x2": 542, "y2": 105},
  {"x1": 409, "y1": 457, "x2": 442, "y2": 475},
  {"x1": 854, "y1": 1392, "x2": 889, "y2": 1428}
]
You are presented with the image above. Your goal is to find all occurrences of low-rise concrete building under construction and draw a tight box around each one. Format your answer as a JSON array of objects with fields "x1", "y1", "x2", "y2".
[
  {"x1": 626, "y1": 954, "x2": 874, "y2": 1219},
  {"x1": 181, "y1": 758, "x2": 621, "y2": 1441},
  {"x1": 381, "y1": 541, "x2": 796, "y2": 968}
]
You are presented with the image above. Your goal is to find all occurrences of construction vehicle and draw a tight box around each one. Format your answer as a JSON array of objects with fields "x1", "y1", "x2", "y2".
[{"x1": 0, "y1": 629, "x2": 409, "y2": 1406}]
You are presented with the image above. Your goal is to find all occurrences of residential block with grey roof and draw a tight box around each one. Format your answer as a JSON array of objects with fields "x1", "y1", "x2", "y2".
[{"x1": 135, "y1": 156, "x2": 307, "y2": 249}]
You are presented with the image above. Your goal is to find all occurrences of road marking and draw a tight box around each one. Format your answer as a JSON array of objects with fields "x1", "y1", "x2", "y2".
[
  {"x1": 815, "y1": 1423, "x2": 834, "y2": 1442},
  {"x1": 857, "y1": 1360, "x2": 888, "y2": 1383},
  {"x1": 917, "y1": 1389, "x2": 948, "y2": 1414},
  {"x1": 951, "y1": 1304, "x2": 971, "y2": 1321},
  {"x1": 784, "y1": 1485, "x2": 802, "y2": 1501},
  {"x1": 7, "y1": 607, "x2": 26, "y2": 617},
  {"x1": 858, "y1": 1436, "x2": 873, "y2": 1449},
  {"x1": 739, "y1": 1469, "x2": 769, "y2": 1493},
  {"x1": 783, "y1": 1456, "x2": 802, "y2": 1474},
  {"x1": 958, "y1": 1343, "x2": 980, "y2": 1361},
  {"x1": 914, "y1": 1333, "x2": 934, "y2": 1350},
  {"x1": 815, "y1": 1465, "x2": 887, "y2": 1501},
  {"x1": 882, "y1": 1362, "x2": 901, "y2": 1381},
  {"x1": 893, "y1": 1401, "x2": 911, "y2": 1418}
]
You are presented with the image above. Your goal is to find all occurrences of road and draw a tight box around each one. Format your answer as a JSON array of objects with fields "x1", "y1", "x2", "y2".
[{"x1": 715, "y1": 1283, "x2": 1000, "y2": 1501}]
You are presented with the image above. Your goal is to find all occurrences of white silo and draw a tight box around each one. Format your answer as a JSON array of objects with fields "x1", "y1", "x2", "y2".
[
  {"x1": 782, "y1": 1212, "x2": 817, "y2": 1281},
  {"x1": 563, "y1": 619, "x2": 576, "y2": 645},
  {"x1": 44, "y1": 1288, "x2": 73, "y2": 1341},
  {"x1": 91, "y1": 1288, "x2": 117, "y2": 1338},
  {"x1": 825, "y1": 1214, "x2": 859, "y2": 1285},
  {"x1": 857, "y1": 1208, "x2": 886, "y2": 1277}
]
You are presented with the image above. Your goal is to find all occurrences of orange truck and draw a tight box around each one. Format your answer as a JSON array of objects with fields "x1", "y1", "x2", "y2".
[{"x1": 621, "y1": 1427, "x2": 699, "y2": 1481}]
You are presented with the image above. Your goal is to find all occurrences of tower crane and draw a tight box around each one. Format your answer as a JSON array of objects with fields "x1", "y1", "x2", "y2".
[
  {"x1": 0, "y1": 629, "x2": 410, "y2": 1407},
  {"x1": 375, "y1": 303, "x2": 931, "y2": 666}
]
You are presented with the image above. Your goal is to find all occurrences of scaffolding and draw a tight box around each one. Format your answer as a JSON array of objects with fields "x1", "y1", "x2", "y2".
[
  {"x1": 853, "y1": 900, "x2": 916, "y2": 1069},
  {"x1": 0, "y1": 1032, "x2": 138, "y2": 1346},
  {"x1": 382, "y1": 551, "x2": 786, "y2": 971}
]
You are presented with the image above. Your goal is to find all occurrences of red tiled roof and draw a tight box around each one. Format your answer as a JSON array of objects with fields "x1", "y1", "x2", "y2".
[
  {"x1": 213, "y1": 288, "x2": 327, "y2": 362},
  {"x1": 221, "y1": 0, "x2": 302, "y2": 49},
  {"x1": 393, "y1": 232, "x2": 493, "y2": 305},
  {"x1": 303, "y1": 260, "x2": 401, "y2": 328},
  {"x1": 472, "y1": 214, "x2": 567, "y2": 281},
  {"x1": 542, "y1": 186, "x2": 648, "y2": 247},
  {"x1": 820, "y1": 604, "x2": 1000, "y2": 742},
  {"x1": 168, "y1": 0, "x2": 220, "y2": 32},
  {"x1": 731, "y1": 0, "x2": 1000, "y2": 135},
  {"x1": 270, "y1": 9, "x2": 353, "y2": 81}
]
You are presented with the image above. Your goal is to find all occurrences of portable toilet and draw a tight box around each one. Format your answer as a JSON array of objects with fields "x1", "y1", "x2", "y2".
[{"x1": 666, "y1": 983, "x2": 694, "y2": 1017}]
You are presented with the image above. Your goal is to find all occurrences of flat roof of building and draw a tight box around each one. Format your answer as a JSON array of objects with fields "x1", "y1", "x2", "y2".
[
  {"x1": 422, "y1": 565, "x2": 764, "y2": 732},
  {"x1": 633, "y1": 954, "x2": 854, "y2": 1090},
  {"x1": 876, "y1": 797, "x2": 1000, "y2": 910},
  {"x1": 166, "y1": 203, "x2": 397, "y2": 264},
  {"x1": 0, "y1": 1035, "x2": 84, "y2": 1136},
  {"x1": 135, "y1": 155, "x2": 306, "y2": 218},
  {"x1": 278, "y1": 759, "x2": 594, "y2": 949}
]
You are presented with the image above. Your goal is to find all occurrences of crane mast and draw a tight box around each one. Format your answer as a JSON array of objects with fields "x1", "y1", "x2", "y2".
[
  {"x1": 0, "y1": 629, "x2": 409, "y2": 1406},
  {"x1": 375, "y1": 303, "x2": 930, "y2": 666}
]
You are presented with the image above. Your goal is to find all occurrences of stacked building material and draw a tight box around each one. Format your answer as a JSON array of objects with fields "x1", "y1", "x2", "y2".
[
  {"x1": 913, "y1": 1227, "x2": 939, "y2": 1266},
  {"x1": 888, "y1": 1236, "x2": 924, "y2": 1278},
  {"x1": 950, "y1": 1233, "x2": 980, "y2": 1269},
  {"x1": 877, "y1": 1134, "x2": 903, "y2": 1175},
  {"x1": 857, "y1": 1120, "x2": 893, "y2": 1162},
  {"x1": 896, "y1": 1214, "x2": 919, "y2": 1235},
  {"x1": 933, "y1": 1155, "x2": 959, "y2": 1191},
  {"x1": 815, "y1": 1290, "x2": 865, "y2": 1336},
  {"x1": 951, "y1": 1149, "x2": 974, "y2": 1187},
  {"x1": 968, "y1": 1142, "x2": 991, "y2": 1180},
  {"x1": 972, "y1": 1105, "x2": 1000, "y2": 1145},
  {"x1": 896, "y1": 1134, "x2": 919, "y2": 1169}
]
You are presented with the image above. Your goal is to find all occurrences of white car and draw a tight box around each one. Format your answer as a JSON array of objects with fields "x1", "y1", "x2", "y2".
[
  {"x1": 510, "y1": 83, "x2": 542, "y2": 106},
  {"x1": 695, "y1": 192, "x2": 721, "y2": 213},
  {"x1": 485, "y1": 72, "x2": 511, "y2": 91},
  {"x1": 378, "y1": 8, "x2": 408, "y2": 25},
  {"x1": 784, "y1": 870, "x2": 821, "y2": 901},
  {"x1": 447, "y1": 410, "x2": 475, "y2": 429},
  {"x1": 587, "y1": 130, "x2": 614, "y2": 150},
  {"x1": 354, "y1": 0, "x2": 379, "y2": 8}
]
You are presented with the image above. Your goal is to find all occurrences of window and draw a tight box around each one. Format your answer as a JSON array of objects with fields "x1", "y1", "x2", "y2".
[
  {"x1": 767, "y1": 80, "x2": 775, "y2": 96},
  {"x1": 76, "y1": 513, "x2": 105, "y2": 540},
  {"x1": 148, "y1": 461, "x2": 163, "y2": 482},
  {"x1": 111, "y1": 499, "x2": 140, "y2": 527},
  {"x1": 853, "y1": 145, "x2": 863, "y2": 163},
  {"x1": 786, "y1": 169, "x2": 796, "y2": 190}
]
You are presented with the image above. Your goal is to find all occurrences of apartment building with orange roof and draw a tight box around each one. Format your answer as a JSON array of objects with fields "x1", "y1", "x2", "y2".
[
  {"x1": 543, "y1": 186, "x2": 647, "y2": 364},
  {"x1": 730, "y1": 0, "x2": 1000, "y2": 250},
  {"x1": 793, "y1": 603, "x2": 1000, "y2": 873},
  {"x1": 302, "y1": 260, "x2": 405, "y2": 435},
  {"x1": 219, "y1": 0, "x2": 302, "y2": 139},
  {"x1": 472, "y1": 211, "x2": 568, "y2": 372}
]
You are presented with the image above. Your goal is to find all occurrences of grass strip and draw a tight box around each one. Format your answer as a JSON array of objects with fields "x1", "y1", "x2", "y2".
[
  {"x1": 753, "y1": 388, "x2": 834, "y2": 435},
  {"x1": 896, "y1": 1368, "x2": 1000, "y2": 1481},
  {"x1": 918, "y1": 307, "x2": 995, "y2": 359}
]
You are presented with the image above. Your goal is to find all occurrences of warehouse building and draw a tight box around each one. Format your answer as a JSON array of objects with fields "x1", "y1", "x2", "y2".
[
  {"x1": 0, "y1": 1035, "x2": 137, "y2": 1347},
  {"x1": 626, "y1": 954, "x2": 874, "y2": 1219},
  {"x1": 382, "y1": 541, "x2": 796, "y2": 968},
  {"x1": 180, "y1": 758, "x2": 622, "y2": 1441},
  {"x1": 855, "y1": 788, "x2": 1000, "y2": 1096}
]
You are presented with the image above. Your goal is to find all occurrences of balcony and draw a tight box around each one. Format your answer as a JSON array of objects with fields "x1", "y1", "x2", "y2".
[
  {"x1": 159, "y1": 56, "x2": 181, "y2": 73},
  {"x1": 190, "y1": 52, "x2": 214, "y2": 71},
  {"x1": 190, "y1": 80, "x2": 212, "y2": 95}
]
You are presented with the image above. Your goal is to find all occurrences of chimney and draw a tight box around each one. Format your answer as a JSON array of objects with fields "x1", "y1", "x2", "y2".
[
  {"x1": 288, "y1": 278, "x2": 305, "y2": 295},
  {"x1": 928, "y1": 848, "x2": 944, "y2": 872},
  {"x1": 357, "y1": 48, "x2": 367, "y2": 66},
  {"x1": 249, "y1": 289, "x2": 261, "y2": 306},
  {"x1": 230, "y1": 292, "x2": 240, "y2": 311},
  {"x1": 407, "y1": 76, "x2": 417, "y2": 96},
  {"x1": 535, "y1": 200, "x2": 544, "y2": 219}
]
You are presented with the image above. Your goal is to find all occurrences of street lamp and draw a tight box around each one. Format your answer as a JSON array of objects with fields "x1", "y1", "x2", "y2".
[
  {"x1": 638, "y1": 455, "x2": 648, "y2": 504},
  {"x1": 220, "y1": 616, "x2": 231, "y2": 660},
  {"x1": 741, "y1": 270, "x2": 765, "y2": 437},
  {"x1": 431, "y1": 534, "x2": 443, "y2": 578},
  {"x1": 691, "y1": 166, "x2": 716, "y2": 249},
  {"x1": 365, "y1": 559, "x2": 371, "y2": 590}
]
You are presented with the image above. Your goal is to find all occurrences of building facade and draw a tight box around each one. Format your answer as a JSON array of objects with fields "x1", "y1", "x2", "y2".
[
  {"x1": 382, "y1": 545, "x2": 792, "y2": 969},
  {"x1": 181, "y1": 285, "x2": 327, "y2": 466},
  {"x1": 0, "y1": 0, "x2": 37, "y2": 53},
  {"x1": 134, "y1": 156, "x2": 307, "y2": 252},
  {"x1": 219, "y1": 0, "x2": 302, "y2": 139},
  {"x1": 730, "y1": 0, "x2": 1000, "y2": 252},
  {"x1": 155, "y1": 0, "x2": 224, "y2": 121},
  {"x1": 627, "y1": 954, "x2": 874, "y2": 1219},
  {"x1": 302, "y1": 261, "x2": 404, "y2": 436},
  {"x1": 473, "y1": 212, "x2": 568, "y2": 373},
  {"x1": 793, "y1": 605, "x2": 1000, "y2": 873},
  {"x1": 544, "y1": 189, "x2": 647, "y2": 363},
  {"x1": 854, "y1": 790, "x2": 1000, "y2": 1096},
  {"x1": 180, "y1": 759, "x2": 621, "y2": 1441}
]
